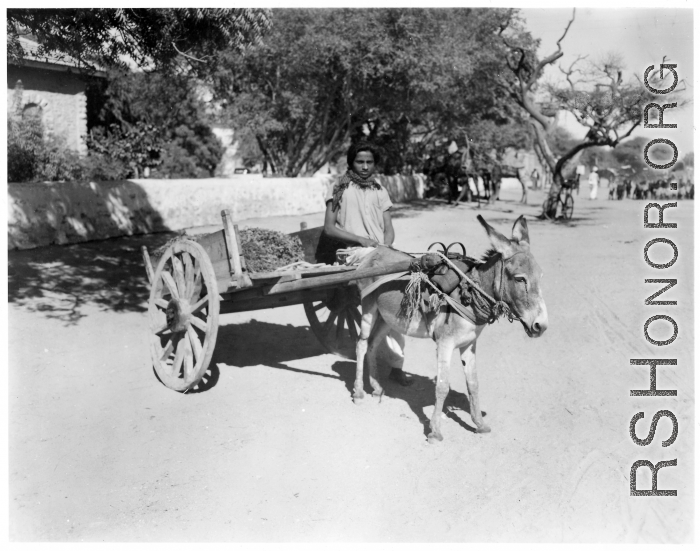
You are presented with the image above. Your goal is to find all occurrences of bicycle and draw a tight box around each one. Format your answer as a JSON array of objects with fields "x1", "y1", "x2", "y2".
[{"x1": 542, "y1": 179, "x2": 574, "y2": 220}]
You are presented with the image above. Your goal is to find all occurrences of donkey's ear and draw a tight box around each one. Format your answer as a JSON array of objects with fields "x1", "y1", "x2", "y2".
[
  {"x1": 511, "y1": 215, "x2": 530, "y2": 246},
  {"x1": 477, "y1": 215, "x2": 513, "y2": 256}
]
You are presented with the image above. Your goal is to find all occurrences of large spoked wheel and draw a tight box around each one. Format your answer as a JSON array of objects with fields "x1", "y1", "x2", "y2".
[
  {"x1": 148, "y1": 240, "x2": 220, "y2": 392},
  {"x1": 561, "y1": 194, "x2": 574, "y2": 220},
  {"x1": 304, "y1": 286, "x2": 362, "y2": 359}
]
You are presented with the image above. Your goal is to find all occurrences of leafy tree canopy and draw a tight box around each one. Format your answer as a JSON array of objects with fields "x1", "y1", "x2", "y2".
[
  {"x1": 212, "y1": 8, "x2": 526, "y2": 176},
  {"x1": 87, "y1": 69, "x2": 224, "y2": 178},
  {"x1": 7, "y1": 8, "x2": 271, "y2": 76}
]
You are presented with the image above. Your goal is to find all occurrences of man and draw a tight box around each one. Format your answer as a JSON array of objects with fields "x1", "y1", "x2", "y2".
[{"x1": 588, "y1": 167, "x2": 600, "y2": 200}]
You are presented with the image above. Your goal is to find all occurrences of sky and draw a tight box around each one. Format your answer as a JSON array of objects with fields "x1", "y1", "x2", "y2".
[{"x1": 520, "y1": 8, "x2": 694, "y2": 156}]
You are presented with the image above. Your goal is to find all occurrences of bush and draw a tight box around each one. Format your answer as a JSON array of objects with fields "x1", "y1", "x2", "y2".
[
  {"x1": 86, "y1": 122, "x2": 164, "y2": 179},
  {"x1": 87, "y1": 69, "x2": 224, "y2": 179},
  {"x1": 8, "y1": 115, "x2": 83, "y2": 183},
  {"x1": 77, "y1": 153, "x2": 131, "y2": 181},
  {"x1": 151, "y1": 125, "x2": 224, "y2": 179}
]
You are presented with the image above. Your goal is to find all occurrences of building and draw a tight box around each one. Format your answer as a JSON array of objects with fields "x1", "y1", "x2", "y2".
[{"x1": 7, "y1": 37, "x2": 105, "y2": 156}]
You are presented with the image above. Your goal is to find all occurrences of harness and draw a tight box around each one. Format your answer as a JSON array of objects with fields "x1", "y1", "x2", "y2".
[{"x1": 360, "y1": 245, "x2": 523, "y2": 327}]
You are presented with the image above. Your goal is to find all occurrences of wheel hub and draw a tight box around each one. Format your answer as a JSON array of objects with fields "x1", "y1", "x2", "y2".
[{"x1": 165, "y1": 299, "x2": 191, "y2": 333}]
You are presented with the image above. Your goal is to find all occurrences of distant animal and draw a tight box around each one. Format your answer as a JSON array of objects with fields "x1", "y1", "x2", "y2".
[{"x1": 352, "y1": 215, "x2": 548, "y2": 442}]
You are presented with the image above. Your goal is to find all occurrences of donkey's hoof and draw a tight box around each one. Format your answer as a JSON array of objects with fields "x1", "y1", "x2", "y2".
[
  {"x1": 371, "y1": 388, "x2": 384, "y2": 398},
  {"x1": 353, "y1": 390, "x2": 365, "y2": 404},
  {"x1": 427, "y1": 432, "x2": 443, "y2": 443},
  {"x1": 476, "y1": 424, "x2": 491, "y2": 434}
]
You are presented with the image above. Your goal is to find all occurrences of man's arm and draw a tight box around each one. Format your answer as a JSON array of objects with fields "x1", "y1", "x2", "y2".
[{"x1": 382, "y1": 209, "x2": 395, "y2": 246}]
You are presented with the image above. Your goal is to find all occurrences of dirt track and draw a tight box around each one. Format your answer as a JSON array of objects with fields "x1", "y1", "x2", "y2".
[{"x1": 8, "y1": 183, "x2": 694, "y2": 542}]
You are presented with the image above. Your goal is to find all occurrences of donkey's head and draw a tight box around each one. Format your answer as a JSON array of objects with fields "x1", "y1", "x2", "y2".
[{"x1": 477, "y1": 215, "x2": 548, "y2": 338}]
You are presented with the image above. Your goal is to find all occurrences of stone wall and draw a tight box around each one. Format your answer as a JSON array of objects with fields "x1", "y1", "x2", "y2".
[
  {"x1": 7, "y1": 65, "x2": 88, "y2": 155},
  {"x1": 8, "y1": 174, "x2": 426, "y2": 249}
]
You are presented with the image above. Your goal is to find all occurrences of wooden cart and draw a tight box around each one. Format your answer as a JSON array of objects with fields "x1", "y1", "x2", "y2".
[{"x1": 141, "y1": 209, "x2": 406, "y2": 392}]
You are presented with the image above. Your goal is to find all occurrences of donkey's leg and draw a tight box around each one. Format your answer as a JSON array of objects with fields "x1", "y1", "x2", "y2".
[
  {"x1": 366, "y1": 316, "x2": 392, "y2": 397},
  {"x1": 460, "y1": 342, "x2": 491, "y2": 433},
  {"x1": 428, "y1": 339, "x2": 454, "y2": 442},
  {"x1": 354, "y1": 298, "x2": 378, "y2": 403},
  {"x1": 385, "y1": 330, "x2": 413, "y2": 386}
]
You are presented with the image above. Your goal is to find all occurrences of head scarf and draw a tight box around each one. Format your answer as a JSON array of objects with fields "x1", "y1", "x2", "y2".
[{"x1": 330, "y1": 169, "x2": 381, "y2": 212}]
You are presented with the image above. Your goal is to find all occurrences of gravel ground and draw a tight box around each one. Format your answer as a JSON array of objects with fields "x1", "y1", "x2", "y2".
[{"x1": 8, "y1": 182, "x2": 694, "y2": 542}]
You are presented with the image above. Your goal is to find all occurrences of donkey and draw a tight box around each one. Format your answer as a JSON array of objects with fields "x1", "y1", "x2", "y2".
[{"x1": 353, "y1": 215, "x2": 548, "y2": 442}]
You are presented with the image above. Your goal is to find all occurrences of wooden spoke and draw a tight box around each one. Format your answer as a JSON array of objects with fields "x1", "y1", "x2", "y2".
[
  {"x1": 304, "y1": 288, "x2": 361, "y2": 360},
  {"x1": 183, "y1": 336, "x2": 194, "y2": 381},
  {"x1": 148, "y1": 239, "x2": 219, "y2": 392},
  {"x1": 323, "y1": 311, "x2": 338, "y2": 333},
  {"x1": 190, "y1": 315, "x2": 208, "y2": 332},
  {"x1": 183, "y1": 253, "x2": 194, "y2": 300},
  {"x1": 171, "y1": 335, "x2": 186, "y2": 377},
  {"x1": 349, "y1": 306, "x2": 362, "y2": 327},
  {"x1": 154, "y1": 322, "x2": 170, "y2": 336},
  {"x1": 172, "y1": 255, "x2": 187, "y2": 298},
  {"x1": 335, "y1": 310, "x2": 346, "y2": 340},
  {"x1": 190, "y1": 294, "x2": 209, "y2": 314},
  {"x1": 160, "y1": 335, "x2": 176, "y2": 361},
  {"x1": 347, "y1": 311, "x2": 359, "y2": 341},
  {"x1": 191, "y1": 261, "x2": 203, "y2": 303},
  {"x1": 187, "y1": 324, "x2": 203, "y2": 363},
  {"x1": 160, "y1": 271, "x2": 179, "y2": 299}
]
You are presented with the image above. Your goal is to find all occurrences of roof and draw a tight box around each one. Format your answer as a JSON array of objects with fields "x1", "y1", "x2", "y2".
[{"x1": 10, "y1": 36, "x2": 106, "y2": 77}]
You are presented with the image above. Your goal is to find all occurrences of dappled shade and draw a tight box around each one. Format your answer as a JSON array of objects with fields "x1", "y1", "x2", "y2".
[{"x1": 8, "y1": 232, "x2": 178, "y2": 324}]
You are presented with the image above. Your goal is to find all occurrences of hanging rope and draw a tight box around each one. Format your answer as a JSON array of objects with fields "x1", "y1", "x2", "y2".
[{"x1": 398, "y1": 250, "x2": 519, "y2": 325}]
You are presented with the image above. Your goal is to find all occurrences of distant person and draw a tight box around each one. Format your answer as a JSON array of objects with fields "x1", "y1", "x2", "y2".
[
  {"x1": 588, "y1": 167, "x2": 600, "y2": 200},
  {"x1": 625, "y1": 178, "x2": 632, "y2": 199},
  {"x1": 491, "y1": 163, "x2": 503, "y2": 201},
  {"x1": 531, "y1": 168, "x2": 540, "y2": 190},
  {"x1": 575, "y1": 164, "x2": 586, "y2": 195}
]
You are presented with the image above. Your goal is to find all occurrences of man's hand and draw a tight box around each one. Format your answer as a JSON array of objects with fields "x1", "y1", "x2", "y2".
[{"x1": 358, "y1": 237, "x2": 379, "y2": 248}]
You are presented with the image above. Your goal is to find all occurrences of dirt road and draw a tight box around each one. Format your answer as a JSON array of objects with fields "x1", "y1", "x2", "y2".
[{"x1": 8, "y1": 184, "x2": 694, "y2": 542}]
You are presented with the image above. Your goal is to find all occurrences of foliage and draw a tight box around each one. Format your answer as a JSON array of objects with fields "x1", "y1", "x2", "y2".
[
  {"x1": 8, "y1": 8, "x2": 271, "y2": 77},
  {"x1": 86, "y1": 122, "x2": 164, "y2": 178},
  {"x1": 7, "y1": 85, "x2": 84, "y2": 183},
  {"x1": 238, "y1": 228, "x2": 305, "y2": 273},
  {"x1": 212, "y1": 8, "x2": 524, "y2": 176},
  {"x1": 87, "y1": 69, "x2": 224, "y2": 178},
  {"x1": 498, "y1": 8, "x2": 687, "y2": 216},
  {"x1": 681, "y1": 151, "x2": 693, "y2": 168},
  {"x1": 608, "y1": 136, "x2": 649, "y2": 176},
  {"x1": 546, "y1": 125, "x2": 578, "y2": 158},
  {"x1": 8, "y1": 118, "x2": 83, "y2": 183}
]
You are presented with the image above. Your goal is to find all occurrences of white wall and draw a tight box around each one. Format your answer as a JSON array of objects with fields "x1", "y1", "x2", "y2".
[{"x1": 8, "y1": 174, "x2": 426, "y2": 250}]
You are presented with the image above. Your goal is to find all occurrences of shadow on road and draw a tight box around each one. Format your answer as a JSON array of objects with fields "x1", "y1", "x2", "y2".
[
  {"x1": 8, "y1": 232, "x2": 179, "y2": 324},
  {"x1": 213, "y1": 319, "x2": 328, "y2": 368},
  {"x1": 331, "y1": 360, "x2": 481, "y2": 437},
  {"x1": 200, "y1": 318, "x2": 483, "y2": 437}
]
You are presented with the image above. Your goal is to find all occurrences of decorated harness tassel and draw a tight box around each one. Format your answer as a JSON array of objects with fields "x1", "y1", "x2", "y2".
[{"x1": 400, "y1": 271, "x2": 428, "y2": 320}]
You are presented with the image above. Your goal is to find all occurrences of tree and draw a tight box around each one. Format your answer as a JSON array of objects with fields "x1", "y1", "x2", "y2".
[
  {"x1": 212, "y1": 8, "x2": 526, "y2": 176},
  {"x1": 609, "y1": 136, "x2": 649, "y2": 176},
  {"x1": 7, "y1": 8, "x2": 271, "y2": 76},
  {"x1": 498, "y1": 9, "x2": 686, "y2": 218},
  {"x1": 86, "y1": 69, "x2": 224, "y2": 178}
]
